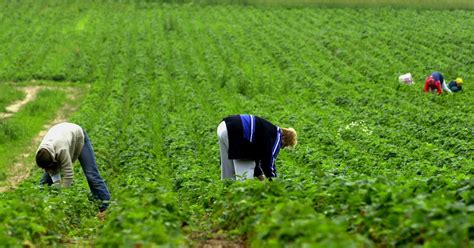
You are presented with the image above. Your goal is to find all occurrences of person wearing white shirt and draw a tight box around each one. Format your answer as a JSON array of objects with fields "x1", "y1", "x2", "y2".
[{"x1": 35, "y1": 122, "x2": 110, "y2": 212}]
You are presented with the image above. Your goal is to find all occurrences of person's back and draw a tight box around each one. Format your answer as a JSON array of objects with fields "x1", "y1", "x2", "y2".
[
  {"x1": 431, "y1": 72, "x2": 444, "y2": 83},
  {"x1": 448, "y1": 78, "x2": 463, "y2": 93},
  {"x1": 38, "y1": 122, "x2": 84, "y2": 162},
  {"x1": 424, "y1": 75, "x2": 442, "y2": 94}
]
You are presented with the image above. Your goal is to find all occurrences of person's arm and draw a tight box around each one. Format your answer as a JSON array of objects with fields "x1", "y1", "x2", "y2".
[
  {"x1": 45, "y1": 153, "x2": 61, "y2": 185},
  {"x1": 261, "y1": 137, "x2": 282, "y2": 180},
  {"x1": 253, "y1": 163, "x2": 265, "y2": 181},
  {"x1": 57, "y1": 149, "x2": 74, "y2": 187},
  {"x1": 259, "y1": 139, "x2": 278, "y2": 180},
  {"x1": 441, "y1": 81, "x2": 452, "y2": 93},
  {"x1": 424, "y1": 81, "x2": 430, "y2": 92},
  {"x1": 260, "y1": 158, "x2": 276, "y2": 179},
  {"x1": 254, "y1": 162, "x2": 263, "y2": 178},
  {"x1": 436, "y1": 82, "x2": 443, "y2": 95}
]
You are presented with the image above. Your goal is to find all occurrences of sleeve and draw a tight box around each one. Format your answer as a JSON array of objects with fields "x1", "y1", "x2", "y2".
[
  {"x1": 260, "y1": 130, "x2": 282, "y2": 179},
  {"x1": 436, "y1": 82, "x2": 443, "y2": 95},
  {"x1": 254, "y1": 161, "x2": 263, "y2": 178},
  {"x1": 260, "y1": 157, "x2": 276, "y2": 179},
  {"x1": 424, "y1": 80, "x2": 429, "y2": 92},
  {"x1": 57, "y1": 149, "x2": 74, "y2": 187},
  {"x1": 442, "y1": 81, "x2": 452, "y2": 93}
]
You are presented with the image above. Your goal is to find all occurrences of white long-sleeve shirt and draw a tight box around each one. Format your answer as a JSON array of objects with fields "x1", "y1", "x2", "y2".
[{"x1": 37, "y1": 122, "x2": 85, "y2": 187}]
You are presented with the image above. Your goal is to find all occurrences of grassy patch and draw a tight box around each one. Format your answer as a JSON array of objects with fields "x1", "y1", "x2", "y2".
[
  {"x1": 0, "y1": 2, "x2": 472, "y2": 246},
  {"x1": 138, "y1": 0, "x2": 474, "y2": 10},
  {"x1": 0, "y1": 85, "x2": 26, "y2": 112},
  {"x1": 0, "y1": 88, "x2": 67, "y2": 179},
  {"x1": 235, "y1": 0, "x2": 474, "y2": 9}
]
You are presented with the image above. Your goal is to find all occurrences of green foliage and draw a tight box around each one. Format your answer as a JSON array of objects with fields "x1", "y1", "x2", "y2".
[
  {"x1": 0, "y1": 1, "x2": 472, "y2": 247},
  {"x1": 0, "y1": 182, "x2": 99, "y2": 246},
  {"x1": 0, "y1": 85, "x2": 25, "y2": 112},
  {"x1": 230, "y1": 0, "x2": 474, "y2": 9},
  {"x1": 208, "y1": 181, "x2": 370, "y2": 247}
]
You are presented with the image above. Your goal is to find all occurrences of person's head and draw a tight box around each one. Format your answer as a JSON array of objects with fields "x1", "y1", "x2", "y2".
[
  {"x1": 35, "y1": 148, "x2": 57, "y2": 170},
  {"x1": 455, "y1": 77, "x2": 463, "y2": 85},
  {"x1": 281, "y1": 127, "x2": 297, "y2": 148}
]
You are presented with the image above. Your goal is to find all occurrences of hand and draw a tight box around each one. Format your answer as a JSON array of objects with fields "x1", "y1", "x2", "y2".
[{"x1": 97, "y1": 210, "x2": 107, "y2": 221}]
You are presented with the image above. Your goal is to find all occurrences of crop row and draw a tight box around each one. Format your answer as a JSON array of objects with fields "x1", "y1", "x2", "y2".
[{"x1": 0, "y1": 1, "x2": 472, "y2": 247}]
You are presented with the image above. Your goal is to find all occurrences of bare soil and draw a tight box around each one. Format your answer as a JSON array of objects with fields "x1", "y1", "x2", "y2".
[
  {"x1": 188, "y1": 231, "x2": 245, "y2": 248},
  {"x1": 197, "y1": 239, "x2": 245, "y2": 248}
]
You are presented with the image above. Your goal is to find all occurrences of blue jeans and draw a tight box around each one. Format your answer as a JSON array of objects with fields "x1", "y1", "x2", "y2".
[
  {"x1": 431, "y1": 72, "x2": 444, "y2": 83},
  {"x1": 40, "y1": 131, "x2": 111, "y2": 211}
]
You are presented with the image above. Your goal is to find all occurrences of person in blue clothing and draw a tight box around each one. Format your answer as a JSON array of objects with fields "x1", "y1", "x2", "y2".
[
  {"x1": 448, "y1": 78, "x2": 463, "y2": 92},
  {"x1": 217, "y1": 114, "x2": 297, "y2": 181}
]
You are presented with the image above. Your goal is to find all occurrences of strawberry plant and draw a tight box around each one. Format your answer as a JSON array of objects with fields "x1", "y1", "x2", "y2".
[{"x1": 0, "y1": 1, "x2": 472, "y2": 247}]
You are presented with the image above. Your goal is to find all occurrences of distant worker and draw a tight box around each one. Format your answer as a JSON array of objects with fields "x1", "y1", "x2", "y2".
[
  {"x1": 448, "y1": 77, "x2": 463, "y2": 93},
  {"x1": 217, "y1": 114, "x2": 297, "y2": 181},
  {"x1": 424, "y1": 71, "x2": 451, "y2": 95},
  {"x1": 35, "y1": 122, "x2": 110, "y2": 216}
]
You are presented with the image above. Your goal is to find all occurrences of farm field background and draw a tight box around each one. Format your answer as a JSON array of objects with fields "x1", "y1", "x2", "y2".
[
  {"x1": 184, "y1": 0, "x2": 474, "y2": 9},
  {"x1": 0, "y1": 85, "x2": 25, "y2": 112},
  {"x1": 0, "y1": 0, "x2": 473, "y2": 247}
]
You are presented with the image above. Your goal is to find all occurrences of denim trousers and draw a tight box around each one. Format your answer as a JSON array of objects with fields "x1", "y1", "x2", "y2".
[{"x1": 40, "y1": 131, "x2": 111, "y2": 211}]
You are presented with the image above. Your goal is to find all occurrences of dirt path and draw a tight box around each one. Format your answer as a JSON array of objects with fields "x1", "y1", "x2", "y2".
[
  {"x1": 189, "y1": 231, "x2": 245, "y2": 248},
  {"x1": 197, "y1": 239, "x2": 244, "y2": 248},
  {"x1": 0, "y1": 86, "x2": 42, "y2": 119},
  {"x1": 0, "y1": 86, "x2": 86, "y2": 193}
]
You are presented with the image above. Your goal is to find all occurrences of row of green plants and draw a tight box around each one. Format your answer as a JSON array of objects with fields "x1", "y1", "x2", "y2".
[
  {"x1": 0, "y1": 1, "x2": 472, "y2": 246},
  {"x1": 109, "y1": 0, "x2": 474, "y2": 10},
  {"x1": 154, "y1": 10, "x2": 472, "y2": 245},
  {"x1": 236, "y1": 0, "x2": 474, "y2": 9}
]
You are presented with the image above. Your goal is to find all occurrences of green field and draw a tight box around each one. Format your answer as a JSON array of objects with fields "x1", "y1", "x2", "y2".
[
  {"x1": 0, "y1": 85, "x2": 25, "y2": 112},
  {"x1": 187, "y1": 0, "x2": 474, "y2": 9},
  {"x1": 0, "y1": 1, "x2": 473, "y2": 247}
]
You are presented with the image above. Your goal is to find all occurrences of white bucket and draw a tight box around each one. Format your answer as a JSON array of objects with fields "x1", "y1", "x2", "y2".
[{"x1": 399, "y1": 73, "x2": 414, "y2": 85}]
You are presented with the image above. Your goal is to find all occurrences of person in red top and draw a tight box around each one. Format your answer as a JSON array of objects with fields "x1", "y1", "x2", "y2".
[{"x1": 424, "y1": 72, "x2": 451, "y2": 95}]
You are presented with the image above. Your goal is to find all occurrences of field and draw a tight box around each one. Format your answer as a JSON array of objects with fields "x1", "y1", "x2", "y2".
[
  {"x1": 0, "y1": 0, "x2": 473, "y2": 247},
  {"x1": 192, "y1": 0, "x2": 474, "y2": 9},
  {"x1": 0, "y1": 85, "x2": 25, "y2": 112}
]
